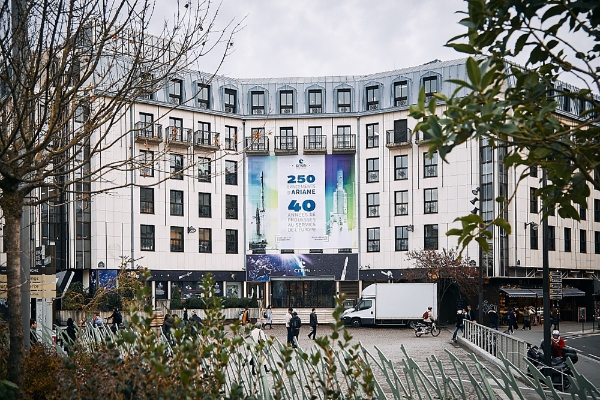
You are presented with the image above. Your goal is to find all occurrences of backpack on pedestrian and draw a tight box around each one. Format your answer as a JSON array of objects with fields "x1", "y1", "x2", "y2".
[
  {"x1": 114, "y1": 310, "x2": 122, "y2": 325},
  {"x1": 290, "y1": 314, "x2": 301, "y2": 329}
]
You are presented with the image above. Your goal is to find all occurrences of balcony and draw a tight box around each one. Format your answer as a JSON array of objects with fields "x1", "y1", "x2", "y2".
[
  {"x1": 165, "y1": 126, "x2": 192, "y2": 148},
  {"x1": 274, "y1": 136, "x2": 298, "y2": 155},
  {"x1": 386, "y1": 128, "x2": 412, "y2": 149},
  {"x1": 414, "y1": 131, "x2": 433, "y2": 146},
  {"x1": 332, "y1": 134, "x2": 356, "y2": 153},
  {"x1": 134, "y1": 122, "x2": 162, "y2": 144},
  {"x1": 193, "y1": 130, "x2": 219, "y2": 151},
  {"x1": 244, "y1": 136, "x2": 269, "y2": 155},
  {"x1": 224, "y1": 138, "x2": 238, "y2": 151},
  {"x1": 303, "y1": 135, "x2": 327, "y2": 154}
]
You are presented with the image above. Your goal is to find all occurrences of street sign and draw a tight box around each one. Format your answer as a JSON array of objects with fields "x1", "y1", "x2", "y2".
[{"x1": 550, "y1": 271, "x2": 563, "y2": 300}]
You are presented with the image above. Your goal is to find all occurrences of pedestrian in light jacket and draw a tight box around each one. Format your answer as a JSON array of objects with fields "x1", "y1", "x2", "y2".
[{"x1": 307, "y1": 308, "x2": 318, "y2": 340}]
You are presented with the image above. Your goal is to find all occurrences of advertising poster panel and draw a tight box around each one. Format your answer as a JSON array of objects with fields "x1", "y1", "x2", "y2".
[
  {"x1": 246, "y1": 253, "x2": 359, "y2": 281},
  {"x1": 247, "y1": 154, "x2": 356, "y2": 250}
]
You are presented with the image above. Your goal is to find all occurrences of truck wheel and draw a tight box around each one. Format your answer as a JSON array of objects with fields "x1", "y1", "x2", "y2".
[
  {"x1": 431, "y1": 326, "x2": 440, "y2": 337},
  {"x1": 351, "y1": 318, "x2": 361, "y2": 328}
]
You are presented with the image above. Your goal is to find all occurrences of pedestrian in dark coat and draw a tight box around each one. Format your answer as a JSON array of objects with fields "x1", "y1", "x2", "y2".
[
  {"x1": 162, "y1": 314, "x2": 174, "y2": 341},
  {"x1": 513, "y1": 308, "x2": 520, "y2": 331},
  {"x1": 183, "y1": 308, "x2": 188, "y2": 322},
  {"x1": 307, "y1": 308, "x2": 318, "y2": 340},
  {"x1": 289, "y1": 311, "x2": 301, "y2": 348},
  {"x1": 506, "y1": 309, "x2": 516, "y2": 334},
  {"x1": 452, "y1": 310, "x2": 465, "y2": 342},
  {"x1": 488, "y1": 308, "x2": 499, "y2": 330}
]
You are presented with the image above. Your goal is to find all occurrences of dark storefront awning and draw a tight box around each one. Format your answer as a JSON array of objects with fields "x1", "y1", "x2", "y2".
[
  {"x1": 500, "y1": 288, "x2": 538, "y2": 298},
  {"x1": 501, "y1": 288, "x2": 587, "y2": 298}
]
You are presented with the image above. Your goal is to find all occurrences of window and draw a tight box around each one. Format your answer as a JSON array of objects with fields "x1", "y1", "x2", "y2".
[
  {"x1": 197, "y1": 83, "x2": 209, "y2": 109},
  {"x1": 580, "y1": 205, "x2": 586, "y2": 220},
  {"x1": 394, "y1": 81, "x2": 408, "y2": 106},
  {"x1": 138, "y1": 112, "x2": 154, "y2": 137},
  {"x1": 170, "y1": 154, "x2": 184, "y2": 180},
  {"x1": 395, "y1": 155, "x2": 408, "y2": 180},
  {"x1": 395, "y1": 226, "x2": 408, "y2": 251},
  {"x1": 197, "y1": 157, "x2": 211, "y2": 182},
  {"x1": 225, "y1": 194, "x2": 238, "y2": 219},
  {"x1": 424, "y1": 224, "x2": 438, "y2": 250},
  {"x1": 530, "y1": 224, "x2": 538, "y2": 250},
  {"x1": 140, "y1": 188, "x2": 154, "y2": 214},
  {"x1": 548, "y1": 225, "x2": 556, "y2": 251},
  {"x1": 224, "y1": 125, "x2": 237, "y2": 151},
  {"x1": 278, "y1": 127, "x2": 295, "y2": 150},
  {"x1": 424, "y1": 152, "x2": 438, "y2": 177},
  {"x1": 367, "y1": 193, "x2": 380, "y2": 217},
  {"x1": 198, "y1": 228, "x2": 212, "y2": 253},
  {"x1": 307, "y1": 126, "x2": 324, "y2": 149},
  {"x1": 168, "y1": 117, "x2": 183, "y2": 141},
  {"x1": 395, "y1": 190, "x2": 408, "y2": 215},
  {"x1": 367, "y1": 228, "x2": 380, "y2": 252},
  {"x1": 530, "y1": 165, "x2": 538, "y2": 178},
  {"x1": 280, "y1": 90, "x2": 293, "y2": 114},
  {"x1": 337, "y1": 89, "x2": 351, "y2": 112},
  {"x1": 197, "y1": 121, "x2": 211, "y2": 145},
  {"x1": 140, "y1": 225, "x2": 155, "y2": 251},
  {"x1": 366, "y1": 123, "x2": 379, "y2": 148},
  {"x1": 424, "y1": 188, "x2": 438, "y2": 214},
  {"x1": 224, "y1": 88, "x2": 236, "y2": 113},
  {"x1": 251, "y1": 91, "x2": 265, "y2": 114},
  {"x1": 170, "y1": 227, "x2": 184, "y2": 252},
  {"x1": 198, "y1": 192, "x2": 211, "y2": 218},
  {"x1": 138, "y1": 71, "x2": 155, "y2": 100},
  {"x1": 564, "y1": 227, "x2": 571, "y2": 252},
  {"x1": 75, "y1": 102, "x2": 90, "y2": 123},
  {"x1": 562, "y1": 88, "x2": 571, "y2": 112},
  {"x1": 595, "y1": 231, "x2": 600, "y2": 254},
  {"x1": 225, "y1": 160, "x2": 237, "y2": 185},
  {"x1": 336, "y1": 126, "x2": 353, "y2": 149},
  {"x1": 530, "y1": 188, "x2": 538, "y2": 213},
  {"x1": 170, "y1": 190, "x2": 184, "y2": 216},
  {"x1": 367, "y1": 158, "x2": 379, "y2": 183},
  {"x1": 308, "y1": 90, "x2": 322, "y2": 113},
  {"x1": 595, "y1": 199, "x2": 600, "y2": 222},
  {"x1": 580, "y1": 229, "x2": 587, "y2": 253},
  {"x1": 422, "y1": 76, "x2": 438, "y2": 96},
  {"x1": 366, "y1": 85, "x2": 379, "y2": 110},
  {"x1": 226, "y1": 229, "x2": 238, "y2": 254},
  {"x1": 169, "y1": 79, "x2": 183, "y2": 105},
  {"x1": 140, "y1": 150, "x2": 154, "y2": 177}
]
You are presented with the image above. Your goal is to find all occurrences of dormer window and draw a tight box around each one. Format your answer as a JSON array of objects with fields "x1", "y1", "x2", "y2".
[
  {"x1": 251, "y1": 91, "x2": 265, "y2": 114},
  {"x1": 366, "y1": 86, "x2": 379, "y2": 110},
  {"x1": 197, "y1": 84, "x2": 209, "y2": 109},
  {"x1": 169, "y1": 79, "x2": 183, "y2": 105},
  {"x1": 394, "y1": 81, "x2": 408, "y2": 106},
  {"x1": 337, "y1": 89, "x2": 351, "y2": 112},
  {"x1": 280, "y1": 90, "x2": 293, "y2": 114},
  {"x1": 308, "y1": 90, "x2": 322, "y2": 113},
  {"x1": 224, "y1": 88, "x2": 236, "y2": 113},
  {"x1": 422, "y1": 76, "x2": 438, "y2": 96}
]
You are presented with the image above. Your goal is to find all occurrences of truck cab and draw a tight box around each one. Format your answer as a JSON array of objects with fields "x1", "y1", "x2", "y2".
[{"x1": 343, "y1": 298, "x2": 375, "y2": 327}]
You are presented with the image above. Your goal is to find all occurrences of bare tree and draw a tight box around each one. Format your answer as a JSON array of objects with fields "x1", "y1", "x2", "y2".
[{"x1": 0, "y1": 0, "x2": 236, "y2": 390}]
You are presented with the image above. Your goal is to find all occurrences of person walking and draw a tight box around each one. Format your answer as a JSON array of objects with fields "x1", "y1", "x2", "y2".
[
  {"x1": 249, "y1": 322, "x2": 270, "y2": 375},
  {"x1": 513, "y1": 307, "x2": 520, "y2": 331},
  {"x1": 522, "y1": 307, "x2": 532, "y2": 330},
  {"x1": 30, "y1": 319, "x2": 39, "y2": 345},
  {"x1": 307, "y1": 308, "x2": 318, "y2": 340},
  {"x1": 289, "y1": 311, "x2": 302, "y2": 348},
  {"x1": 464, "y1": 305, "x2": 473, "y2": 322},
  {"x1": 183, "y1": 308, "x2": 188, "y2": 323},
  {"x1": 107, "y1": 307, "x2": 122, "y2": 333},
  {"x1": 263, "y1": 305, "x2": 273, "y2": 330},
  {"x1": 285, "y1": 308, "x2": 293, "y2": 345},
  {"x1": 551, "y1": 308, "x2": 560, "y2": 331},
  {"x1": 488, "y1": 307, "x2": 499, "y2": 330},
  {"x1": 452, "y1": 310, "x2": 465, "y2": 342},
  {"x1": 506, "y1": 308, "x2": 516, "y2": 334},
  {"x1": 63, "y1": 317, "x2": 77, "y2": 353},
  {"x1": 241, "y1": 306, "x2": 250, "y2": 325}
]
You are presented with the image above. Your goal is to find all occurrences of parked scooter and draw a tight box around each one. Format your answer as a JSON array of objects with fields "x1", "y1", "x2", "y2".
[
  {"x1": 414, "y1": 321, "x2": 440, "y2": 337},
  {"x1": 526, "y1": 343, "x2": 578, "y2": 392}
]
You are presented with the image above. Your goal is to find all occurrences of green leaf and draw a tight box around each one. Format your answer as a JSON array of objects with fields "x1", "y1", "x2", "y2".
[
  {"x1": 418, "y1": 87, "x2": 425, "y2": 110},
  {"x1": 492, "y1": 218, "x2": 512, "y2": 235},
  {"x1": 514, "y1": 33, "x2": 529, "y2": 55},
  {"x1": 466, "y1": 57, "x2": 481, "y2": 87},
  {"x1": 449, "y1": 43, "x2": 478, "y2": 54},
  {"x1": 475, "y1": 236, "x2": 490, "y2": 253},
  {"x1": 446, "y1": 228, "x2": 464, "y2": 236}
]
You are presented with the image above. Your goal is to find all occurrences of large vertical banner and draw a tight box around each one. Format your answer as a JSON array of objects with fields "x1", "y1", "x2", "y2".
[{"x1": 247, "y1": 155, "x2": 356, "y2": 250}]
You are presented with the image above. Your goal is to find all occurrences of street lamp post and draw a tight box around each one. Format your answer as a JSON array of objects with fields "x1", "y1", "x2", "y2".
[{"x1": 470, "y1": 259, "x2": 482, "y2": 323}]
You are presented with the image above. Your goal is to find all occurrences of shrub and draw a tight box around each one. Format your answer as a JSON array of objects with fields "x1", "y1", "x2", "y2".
[
  {"x1": 170, "y1": 288, "x2": 184, "y2": 309},
  {"x1": 185, "y1": 296, "x2": 205, "y2": 309}
]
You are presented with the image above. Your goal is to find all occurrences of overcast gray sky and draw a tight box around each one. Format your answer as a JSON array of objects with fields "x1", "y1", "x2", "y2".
[{"x1": 163, "y1": 0, "x2": 467, "y2": 79}]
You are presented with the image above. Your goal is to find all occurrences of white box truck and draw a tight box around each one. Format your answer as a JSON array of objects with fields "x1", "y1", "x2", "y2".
[{"x1": 341, "y1": 283, "x2": 437, "y2": 327}]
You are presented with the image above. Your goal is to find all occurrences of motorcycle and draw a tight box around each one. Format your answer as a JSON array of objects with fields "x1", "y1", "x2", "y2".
[
  {"x1": 414, "y1": 321, "x2": 440, "y2": 337},
  {"x1": 526, "y1": 343, "x2": 578, "y2": 392}
]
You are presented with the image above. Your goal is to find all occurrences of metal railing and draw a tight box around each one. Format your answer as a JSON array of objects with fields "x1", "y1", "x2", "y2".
[
  {"x1": 165, "y1": 126, "x2": 192, "y2": 144},
  {"x1": 332, "y1": 134, "x2": 356, "y2": 150},
  {"x1": 134, "y1": 122, "x2": 162, "y2": 139},
  {"x1": 463, "y1": 319, "x2": 529, "y2": 372},
  {"x1": 303, "y1": 135, "x2": 326, "y2": 150},
  {"x1": 244, "y1": 136, "x2": 269, "y2": 152},
  {"x1": 274, "y1": 136, "x2": 297, "y2": 151},
  {"x1": 193, "y1": 130, "x2": 219, "y2": 147},
  {"x1": 386, "y1": 128, "x2": 412, "y2": 145}
]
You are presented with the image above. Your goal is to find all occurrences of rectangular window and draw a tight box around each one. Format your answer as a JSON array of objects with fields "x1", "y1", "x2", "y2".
[
  {"x1": 395, "y1": 190, "x2": 408, "y2": 215},
  {"x1": 224, "y1": 88, "x2": 236, "y2": 113},
  {"x1": 197, "y1": 121, "x2": 211, "y2": 145},
  {"x1": 580, "y1": 205, "x2": 586, "y2": 220},
  {"x1": 140, "y1": 188, "x2": 154, "y2": 214},
  {"x1": 225, "y1": 194, "x2": 238, "y2": 219},
  {"x1": 170, "y1": 226, "x2": 184, "y2": 252},
  {"x1": 168, "y1": 117, "x2": 184, "y2": 142},
  {"x1": 75, "y1": 102, "x2": 90, "y2": 123},
  {"x1": 138, "y1": 112, "x2": 154, "y2": 137},
  {"x1": 367, "y1": 158, "x2": 379, "y2": 183},
  {"x1": 422, "y1": 76, "x2": 438, "y2": 96},
  {"x1": 197, "y1": 83, "x2": 209, "y2": 109},
  {"x1": 394, "y1": 81, "x2": 408, "y2": 106},
  {"x1": 548, "y1": 225, "x2": 556, "y2": 251},
  {"x1": 226, "y1": 229, "x2": 238, "y2": 254},
  {"x1": 424, "y1": 188, "x2": 438, "y2": 214},
  {"x1": 308, "y1": 90, "x2": 322, "y2": 113},
  {"x1": 336, "y1": 125, "x2": 352, "y2": 148},
  {"x1": 395, "y1": 155, "x2": 408, "y2": 180},
  {"x1": 337, "y1": 89, "x2": 351, "y2": 112},
  {"x1": 170, "y1": 190, "x2": 184, "y2": 216},
  {"x1": 530, "y1": 188, "x2": 538, "y2": 213},
  {"x1": 225, "y1": 125, "x2": 237, "y2": 151},
  {"x1": 530, "y1": 225, "x2": 538, "y2": 250},
  {"x1": 424, "y1": 224, "x2": 438, "y2": 250},
  {"x1": 424, "y1": 152, "x2": 438, "y2": 178},
  {"x1": 366, "y1": 123, "x2": 379, "y2": 148},
  {"x1": 280, "y1": 90, "x2": 293, "y2": 114},
  {"x1": 197, "y1": 156, "x2": 211, "y2": 182},
  {"x1": 307, "y1": 126, "x2": 324, "y2": 149},
  {"x1": 367, "y1": 228, "x2": 380, "y2": 252},
  {"x1": 225, "y1": 160, "x2": 237, "y2": 185},
  {"x1": 595, "y1": 199, "x2": 600, "y2": 222},
  {"x1": 530, "y1": 165, "x2": 538, "y2": 178},
  {"x1": 140, "y1": 150, "x2": 154, "y2": 177},
  {"x1": 366, "y1": 85, "x2": 379, "y2": 110},
  {"x1": 140, "y1": 225, "x2": 155, "y2": 251},
  {"x1": 198, "y1": 192, "x2": 211, "y2": 218},
  {"x1": 169, "y1": 79, "x2": 183, "y2": 105},
  {"x1": 198, "y1": 228, "x2": 212, "y2": 253},
  {"x1": 595, "y1": 231, "x2": 600, "y2": 254},
  {"x1": 580, "y1": 229, "x2": 587, "y2": 253},
  {"x1": 170, "y1": 154, "x2": 184, "y2": 180},
  {"x1": 251, "y1": 91, "x2": 265, "y2": 114},
  {"x1": 395, "y1": 226, "x2": 408, "y2": 251},
  {"x1": 564, "y1": 227, "x2": 571, "y2": 252},
  {"x1": 367, "y1": 193, "x2": 380, "y2": 217},
  {"x1": 278, "y1": 127, "x2": 295, "y2": 150}
]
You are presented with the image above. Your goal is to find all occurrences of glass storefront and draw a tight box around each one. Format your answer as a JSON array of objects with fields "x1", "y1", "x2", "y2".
[{"x1": 271, "y1": 279, "x2": 335, "y2": 308}]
